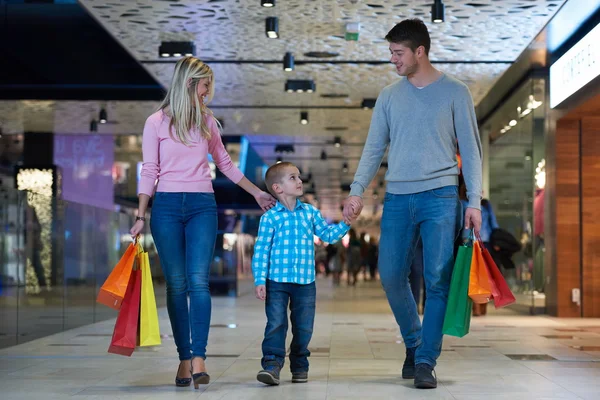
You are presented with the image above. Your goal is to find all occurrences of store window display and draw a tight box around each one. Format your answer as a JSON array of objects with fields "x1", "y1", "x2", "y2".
[{"x1": 483, "y1": 78, "x2": 546, "y2": 313}]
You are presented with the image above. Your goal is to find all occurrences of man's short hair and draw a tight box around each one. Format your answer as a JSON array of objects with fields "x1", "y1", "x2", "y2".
[
  {"x1": 385, "y1": 18, "x2": 431, "y2": 55},
  {"x1": 265, "y1": 162, "x2": 296, "y2": 197}
]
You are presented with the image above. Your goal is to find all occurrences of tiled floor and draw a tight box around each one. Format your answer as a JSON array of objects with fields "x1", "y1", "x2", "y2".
[{"x1": 1, "y1": 279, "x2": 600, "y2": 399}]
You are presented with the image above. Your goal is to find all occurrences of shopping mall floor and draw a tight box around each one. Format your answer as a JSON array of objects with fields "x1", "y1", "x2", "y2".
[{"x1": 1, "y1": 279, "x2": 600, "y2": 400}]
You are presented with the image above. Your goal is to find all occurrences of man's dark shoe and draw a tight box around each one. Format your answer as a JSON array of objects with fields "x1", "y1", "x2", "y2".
[
  {"x1": 414, "y1": 363, "x2": 437, "y2": 389},
  {"x1": 291, "y1": 371, "x2": 308, "y2": 383},
  {"x1": 401, "y1": 346, "x2": 417, "y2": 379},
  {"x1": 257, "y1": 364, "x2": 281, "y2": 386}
]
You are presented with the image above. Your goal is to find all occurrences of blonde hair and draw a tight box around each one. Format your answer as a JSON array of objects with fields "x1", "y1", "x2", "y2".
[
  {"x1": 158, "y1": 56, "x2": 217, "y2": 145},
  {"x1": 265, "y1": 162, "x2": 296, "y2": 197}
]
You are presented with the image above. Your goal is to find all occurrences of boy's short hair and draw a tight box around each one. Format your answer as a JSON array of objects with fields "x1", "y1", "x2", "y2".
[
  {"x1": 265, "y1": 162, "x2": 296, "y2": 197},
  {"x1": 385, "y1": 18, "x2": 431, "y2": 55}
]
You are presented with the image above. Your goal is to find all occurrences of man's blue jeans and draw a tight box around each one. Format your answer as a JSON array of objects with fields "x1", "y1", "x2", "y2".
[
  {"x1": 379, "y1": 186, "x2": 462, "y2": 367},
  {"x1": 261, "y1": 280, "x2": 316, "y2": 372},
  {"x1": 150, "y1": 192, "x2": 217, "y2": 361}
]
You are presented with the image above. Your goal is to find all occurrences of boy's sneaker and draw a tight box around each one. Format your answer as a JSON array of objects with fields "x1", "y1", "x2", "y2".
[
  {"x1": 257, "y1": 364, "x2": 281, "y2": 386},
  {"x1": 401, "y1": 346, "x2": 416, "y2": 379},
  {"x1": 291, "y1": 371, "x2": 308, "y2": 383},
  {"x1": 414, "y1": 363, "x2": 437, "y2": 389}
]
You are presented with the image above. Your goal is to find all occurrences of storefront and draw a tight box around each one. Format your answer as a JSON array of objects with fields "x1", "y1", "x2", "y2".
[
  {"x1": 480, "y1": 76, "x2": 547, "y2": 314},
  {"x1": 546, "y1": 17, "x2": 600, "y2": 318},
  {"x1": 478, "y1": 4, "x2": 600, "y2": 317}
]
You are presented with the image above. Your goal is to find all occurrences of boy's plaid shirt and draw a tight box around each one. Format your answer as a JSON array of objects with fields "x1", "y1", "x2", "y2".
[{"x1": 252, "y1": 200, "x2": 350, "y2": 285}]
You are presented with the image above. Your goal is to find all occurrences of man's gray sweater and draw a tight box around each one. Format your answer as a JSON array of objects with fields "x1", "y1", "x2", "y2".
[{"x1": 349, "y1": 74, "x2": 483, "y2": 210}]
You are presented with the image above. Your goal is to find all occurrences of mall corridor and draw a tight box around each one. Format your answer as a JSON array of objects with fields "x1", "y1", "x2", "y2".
[
  {"x1": 2, "y1": 0, "x2": 600, "y2": 399},
  {"x1": 1, "y1": 280, "x2": 599, "y2": 400}
]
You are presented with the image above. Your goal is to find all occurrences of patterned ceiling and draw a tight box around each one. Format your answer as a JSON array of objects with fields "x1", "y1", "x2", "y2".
[{"x1": 0, "y1": 0, "x2": 566, "y2": 223}]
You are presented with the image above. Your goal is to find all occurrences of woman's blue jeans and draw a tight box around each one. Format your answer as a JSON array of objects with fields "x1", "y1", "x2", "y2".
[{"x1": 150, "y1": 192, "x2": 217, "y2": 361}]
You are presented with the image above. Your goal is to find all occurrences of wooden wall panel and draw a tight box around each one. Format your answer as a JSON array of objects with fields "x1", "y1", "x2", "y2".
[
  {"x1": 555, "y1": 118, "x2": 582, "y2": 318},
  {"x1": 581, "y1": 117, "x2": 600, "y2": 318}
]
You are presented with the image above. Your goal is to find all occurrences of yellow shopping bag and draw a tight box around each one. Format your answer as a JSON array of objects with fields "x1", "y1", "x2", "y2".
[{"x1": 138, "y1": 250, "x2": 161, "y2": 347}]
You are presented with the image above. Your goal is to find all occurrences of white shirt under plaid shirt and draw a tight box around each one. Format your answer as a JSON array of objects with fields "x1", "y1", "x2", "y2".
[{"x1": 252, "y1": 200, "x2": 350, "y2": 286}]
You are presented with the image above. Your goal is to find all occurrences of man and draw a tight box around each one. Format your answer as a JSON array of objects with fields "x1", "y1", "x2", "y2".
[{"x1": 343, "y1": 19, "x2": 482, "y2": 389}]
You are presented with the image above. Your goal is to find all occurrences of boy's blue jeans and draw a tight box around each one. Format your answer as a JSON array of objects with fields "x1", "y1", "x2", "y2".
[
  {"x1": 261, "y1": 280, "x2": 316, "y2": 372},
  {"x1": 378, "y1": 186, "x2": 462, "y2": 368}
]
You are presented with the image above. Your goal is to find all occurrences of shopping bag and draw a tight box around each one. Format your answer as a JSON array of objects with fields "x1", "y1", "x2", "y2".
[
  {"x1": 468, "y1": 241, "x2": 493, "y2": 304},
  {"x1": 442, "y1": 243, "x2": 473, "y2": 338},
  {"x1": 97, "y1": 242, "x2": 139, "y2": 310},
  {"x1": 108, "y1": 267, "x2": 142, "y2": 357},
  {"x1": 480, "y1": 243, "x2": 516, "y2": 308},
  {"x1": 139, "y1": 251, "x2": 161, "y2": 347}
]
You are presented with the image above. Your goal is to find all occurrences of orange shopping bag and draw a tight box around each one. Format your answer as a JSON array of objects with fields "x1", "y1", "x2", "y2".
[
  {"x1": 468, "y1": 240, "x2": 493, "y2": 304},
  {"x1": 97, "y1": 242, "x2": 140, "y2": 310}
]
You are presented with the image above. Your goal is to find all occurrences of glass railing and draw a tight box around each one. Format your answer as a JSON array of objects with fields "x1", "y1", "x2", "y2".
[{"x1": 0, "y1": 185, "x2": 257, "y2": 349}]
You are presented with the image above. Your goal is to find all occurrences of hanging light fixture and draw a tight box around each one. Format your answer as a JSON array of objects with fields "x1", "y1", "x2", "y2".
[
  {"x1": 300, "y1": 111, "x2": 308, "y2": 125},
  {"x1": 261, "y1": 0, "x2": 275, "y2": 7},
  {"x1": 432, "y1": 0, "x2": 445, "y2": 23},
  {"x1": 342, "y1": 162, "x2": 348, "y2": 173},
  {"x1": 276, "y1": 156, "x2": 283, "y2": 163},
  {"x1": 90, "y1": 119, "x2": 98, "y2": 132},
  {"x1": 333, "y1": 136, "x2": 341, "y2": 148},
  {"x1": 266, "y1": 17, "x2": 279, "y2": 39},
  {"x1": 99, "y1": 108, "x2": 107, "y2": 124},
  {"x1": 283, "y1": 52, "x2": 294, "y2": 72}
]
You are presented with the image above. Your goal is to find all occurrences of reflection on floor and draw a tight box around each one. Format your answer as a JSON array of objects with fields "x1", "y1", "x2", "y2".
[{"x1": 1, "y1": 279, "x2": 600, "y2": 399}]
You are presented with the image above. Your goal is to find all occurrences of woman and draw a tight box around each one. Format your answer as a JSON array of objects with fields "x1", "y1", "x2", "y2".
[{"x1": 130, "y1": 57, "x2": 275, "y2": 389}]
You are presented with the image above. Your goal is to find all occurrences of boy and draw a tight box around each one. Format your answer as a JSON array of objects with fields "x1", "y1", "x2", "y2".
[{"x1": 252, "y1": 162, "x2": 351, "y2": 385}]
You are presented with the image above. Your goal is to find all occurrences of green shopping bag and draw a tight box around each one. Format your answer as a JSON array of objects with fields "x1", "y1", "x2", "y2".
[{"x1": 442, "y1": 241, "x2": 474, "y2": 337}]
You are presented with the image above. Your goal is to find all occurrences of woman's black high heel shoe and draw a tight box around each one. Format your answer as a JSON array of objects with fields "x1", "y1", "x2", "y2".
[
  {"x1": 175, "y1": 361, "x2": 192, "y2": 387},
  {"x1": 192, "y1": 357, "x2": 210, "y2": 389}
]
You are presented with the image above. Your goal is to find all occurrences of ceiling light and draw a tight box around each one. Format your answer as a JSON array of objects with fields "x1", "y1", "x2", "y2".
[
  {"x1": 283, "y1": 52, "x2": 294, "y2": 71},
  {"x1": 274, "y1": 144, "x2": 295, "y2": 153},
  {"x1": 99, "y1": 108, "x2": 107, "y2": 124},
  {"x1": 266, "y1": 17, "x2": 279, "y2": 39},
  {"x1": 284, "y1": 80, "x2": 316, "y2": 93},
  {"x1": 342, "y1": 162, "x2": 348, "y2": 173},
  {"x1": 276, "y1": 156, "x2": 283, "y2": 163},
  {"x1": 432, "y1": 0, "x2": 445, "y2": 23},
  {"x1": 509, "y1": 119, "x2": 517, "y2": 127},
  {"x1": 158, "y1": 41, "x2": 196, "y2": 58},
  {"x1": 333, "y1": 136, "x2": 342, "y2": 148},
  {"x1": 90, "y1": 119, "x2": 98, "y2": 132},
  {"x1": 261, "y1": 0, "x2": 275, "y2": 7},
  {"x1": 361, "y1": 98, "x2": 377, "y2": 110},
  {"x1": 520, "y1": 108, "x2": 532, "y2": 118},
  {"x1": 300, "y1": 111, "x2": 308, "y2": 125},
  {"x1": 320, "y1": 150, "x2": 327, "y2": 160}
]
